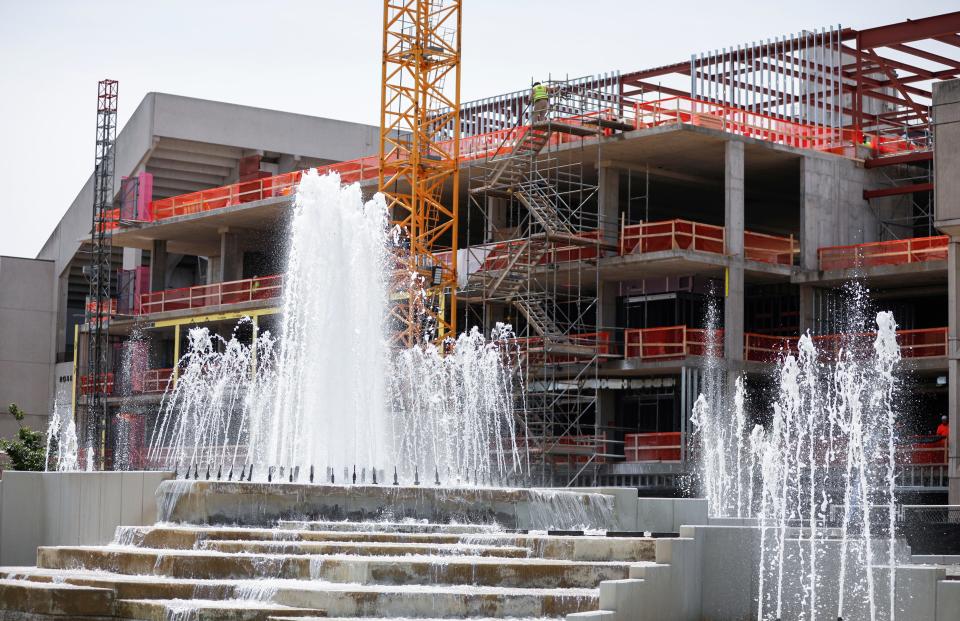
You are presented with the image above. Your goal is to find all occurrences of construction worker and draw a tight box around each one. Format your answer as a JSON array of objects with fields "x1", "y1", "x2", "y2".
[
  {"x1": 531, "y1": 81, "x2": 549, "y2": 124},
  {"x1": 937, "y1": 415, "x2": 949, "y2": 439}
]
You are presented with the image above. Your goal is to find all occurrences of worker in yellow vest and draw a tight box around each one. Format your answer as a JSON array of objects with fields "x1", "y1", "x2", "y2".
[{"x1": 531, "y1": 81, "x2": 549, "y2": 123}]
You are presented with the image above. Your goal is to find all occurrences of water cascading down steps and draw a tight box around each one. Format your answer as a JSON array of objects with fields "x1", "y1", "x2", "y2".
[{"x1": 0, "y1": 483, "x2": 654, "y2": 621}]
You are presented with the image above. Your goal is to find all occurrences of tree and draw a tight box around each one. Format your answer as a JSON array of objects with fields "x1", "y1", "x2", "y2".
[{"x1": 0, "y1": 403, "x2": 46, "y2": 471}]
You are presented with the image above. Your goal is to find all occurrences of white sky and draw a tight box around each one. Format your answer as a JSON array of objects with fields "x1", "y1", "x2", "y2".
[{"x1": 0, "y1": 0, "x2": 955, "y2": 258}]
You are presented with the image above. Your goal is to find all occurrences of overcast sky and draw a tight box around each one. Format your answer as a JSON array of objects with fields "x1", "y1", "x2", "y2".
[{"x1": 0, "y1": 0, "x2": 955, "y2": 258}]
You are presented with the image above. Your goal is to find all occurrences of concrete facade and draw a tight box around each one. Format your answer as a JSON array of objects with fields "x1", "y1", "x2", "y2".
[
  {"x1": 934, "y1": 79, "x2": 960, "y2": 503},
  {"x1": 0, "y1": 256, "x2": 55, "y2": 445}
]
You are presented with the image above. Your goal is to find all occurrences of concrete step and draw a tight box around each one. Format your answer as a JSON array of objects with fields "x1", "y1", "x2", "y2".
[
  {"x1": 0, "y1": 568, "x2": 598, "y2": 619},
  {"x1": 116, "y1": 526, "x2": 655, "y2": 563},
  {"x1": 199, "y1": 539, "x2": 530, "y2": 558},
  {"x1": 37, "y1": 546, "x2": 628, "y2": 588},
  {"x1": 277, "y1": 520, "x2": 505, "y2": 534},
  {"x1": 0, "y1": 577, "x2": 115, "y2": 618},
  {"x1": 116, "y1": 599, "x2": 322, "y2": 621}
]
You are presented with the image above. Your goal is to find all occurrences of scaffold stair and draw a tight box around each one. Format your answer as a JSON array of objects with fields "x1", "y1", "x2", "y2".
[{"x1": 471, "y1": 127, "x2": 552, "y2": 193}]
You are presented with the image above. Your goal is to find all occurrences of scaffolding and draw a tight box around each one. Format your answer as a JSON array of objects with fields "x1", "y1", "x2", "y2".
[
  {"x1": 460, "y1": 75, "x2": 627, "y2": 485},
  {"x1": 82, "y1": 79, "x2": 118, "y2": 469}
]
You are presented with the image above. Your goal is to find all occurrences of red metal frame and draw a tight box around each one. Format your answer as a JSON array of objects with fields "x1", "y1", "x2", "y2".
[{"x1": 624, "y1": 432, "x2": 682, "y2": 463}]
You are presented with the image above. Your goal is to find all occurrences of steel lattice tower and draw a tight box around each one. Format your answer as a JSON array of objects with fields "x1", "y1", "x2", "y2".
[
  {"x1": 85, "y1": 79, "x2": 118, "y2": 468},
  {"x1": 379, "y1": 0, "x2": 461, "y2": 346}
]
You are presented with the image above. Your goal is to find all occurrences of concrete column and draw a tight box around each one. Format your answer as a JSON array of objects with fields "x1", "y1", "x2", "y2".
[
  {"x1": 207, "y1": 257, "x2": 222, "y2": 285},
  {"x1": 485, "y1": 196, "x2": 508, "y2": 242},
  {"x1": 724, "y1": 141, "x2": 745, "y2": 362},
  {"x1": 799, "y1": 155, "x2": 837, "y2": 271},
  {"x1": 949, "y1": 239, "x2": 960, "y2": 503},
  {"x1": 596, "y1": 280, "x2": 619, "y2": 434},
  {"x1": 219, "y1": 229, "x2": 243, "y2": 283},
  {"x1": 149, "y1": 240, "x2": 167, "y2": 292},
  {"x1": 598, "y1": 165, "x2": 621, "y2": 243},
  {"x1": 798, "y1": 285, "x2": 816, "y2": 334}
]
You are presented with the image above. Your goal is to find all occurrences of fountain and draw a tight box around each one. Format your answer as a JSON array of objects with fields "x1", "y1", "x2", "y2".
[
  {"x1": 691, "y1": 286, "x2": 904, "y2": 620},
  {"x1": 142, "y1": 170, "x2": 525, "y2": 483}
]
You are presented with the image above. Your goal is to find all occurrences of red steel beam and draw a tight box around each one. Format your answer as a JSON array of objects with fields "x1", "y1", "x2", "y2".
[
  {"x1": 865, "y1": 151, "x2": 933, "y2": 169},
  {"x1": 857, "y1": 12, "x2": 960, "y2": 48},
  {"x1": 863, "y1": 182, "x2": 933, "y2": 200}
]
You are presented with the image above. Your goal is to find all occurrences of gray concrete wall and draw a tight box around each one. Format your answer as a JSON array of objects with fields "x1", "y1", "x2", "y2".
[
  {"x1": 0, "y1": 257, "x2": 55, "y2": 442},
  {"x1": 0, "y1": 471, "x2": 173, "y2": 566},
  {"x1": 934, "y1": 79, "x2": 960, "y2": 504}
]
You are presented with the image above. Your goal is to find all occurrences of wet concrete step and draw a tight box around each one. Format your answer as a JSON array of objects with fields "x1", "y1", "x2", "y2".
[
  {"x1": 36, "y1": 547, "x2": 630, "y2": 588},
  {"x1": 117, "y1": 525, "x2": 471, "y2": 548},
  {"x1": 117, "y1": 525, "x2": 656, "y2": 563},
  {"x1": 277, "y1": 520, "x2": 505, "y2": 534},
  {"x1": 116, "y1": 599, "x2": 323, "y2": 621},
  {"x1": 0, "y1": 568, "x2": 598, "y2": 619},
  {"x1": 199, "y1": 539, "x2": 530, "y2": 558},
  {"x1": 0, "y1": 577, "x2": 115, "y2": 618}
]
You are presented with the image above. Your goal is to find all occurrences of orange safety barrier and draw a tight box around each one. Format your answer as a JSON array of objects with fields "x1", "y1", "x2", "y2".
[
  {"x1": 745, "y1": 328, "x2": 946, "y2": 362},
  {"x1": 137, "y1": 368, "x2": 173, "y2": 394},
  {"x1": 623, "y1": 326, "x2": 723, "y2": 360},
  {"x1": 79, "y1": 373, "x2": 114, "y2": 396},
  {"x1": 898, "y1": 436, "x2": 948, "y2": 465},
  {"x1": 624, "y1": 432, "x2": 682, "y2": 462},
  {"x1": 620, "y1": 219, "x2": 724, "y2": 255},
  {"x1": 507, "y1": 332, "x2": 611, "y2": 365},
  {"x1": 620, "y1": 219, "x2": 797, "y2": 265},
  {"x1": 85, "y1": 298, "x2": 118, "y2": 320},
  {"x1": 812, "y1": 327, "x2": 947, "y2": 360},
  {"x1": 744, "y1": 333, "x2": 800, "y2": 362},
  {"x1": 139, "y1": 274, "x2": 283, "y2": 315},
  {"x1": 744, "y1": 231, "x2": 798, "y2": 265},
  {"x1": 480, "y1": 231, "x2": 604, "y2": 271},
  {"x1": 634, "y1": 96, "x2": 928, "y2": 158},
  {"x1": 818, "y1": 236, "x2": 948, "y2": 271}
]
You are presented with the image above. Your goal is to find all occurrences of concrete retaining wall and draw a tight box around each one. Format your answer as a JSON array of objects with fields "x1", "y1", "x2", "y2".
[
  {"x1": 0, "y1": 471, "x2": 174, "y2": 566},
  {"x1": 584, "y1": 524, "x2": 960, "y2": 621}
]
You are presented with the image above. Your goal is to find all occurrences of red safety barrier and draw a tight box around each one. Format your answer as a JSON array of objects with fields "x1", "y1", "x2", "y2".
[
  {"x1": 634, "y1": 96, "x2": 928, "y2": 157},
  {"x1": 818, "y1": 236, "x2": 948, "y2": 271},
  {"x1": 79, "y1": 373, "x2": 114, "y2": 396},
  {"x1": 623, "y1": 326, "x2": 722, "y2": 360},
  {"x1": 898, "y1": 436, "x2": 948, "y2": 465},
  {"x1": 624, "y1": 432, "x2": 682, "y2": 462},
  {"x1": 620, "y1": 219, "x2": 724, "y2": 255},
  {"x1": 139, "y1": 274, "x2": 283, "y2": 315},
  {"x1": 137, "y1": 368, "x2": 173, "y2": 394},
  {"x1": 744, "y1": 328, "x2": 946, "y2": 362},
  {"x1": 507, "y1": 332, "x2": 611, "y2": 365},
  {"x1": 620, "y1": 219, "x2": 797, "y2": 265},
  {"x1": 744, "y1": 333, "x2": 800, "y2": 362},
  {"x1": 85, "y1": 298, "x2": 118, "y2": 322}
]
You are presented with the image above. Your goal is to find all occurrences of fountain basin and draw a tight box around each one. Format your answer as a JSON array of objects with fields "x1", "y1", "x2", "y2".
[{"x1": 157, "y1": 481, "x2": 616, "y2": 530}]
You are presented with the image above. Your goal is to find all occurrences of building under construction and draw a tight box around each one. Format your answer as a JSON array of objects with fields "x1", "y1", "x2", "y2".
[{"x1": 12, "y1": 11, "x2": 960, "y2": 502}]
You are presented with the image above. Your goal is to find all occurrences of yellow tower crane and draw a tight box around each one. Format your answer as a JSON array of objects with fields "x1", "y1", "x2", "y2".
[{"x1": 379, "y1": 0, "x2": 462, "y2": 346}]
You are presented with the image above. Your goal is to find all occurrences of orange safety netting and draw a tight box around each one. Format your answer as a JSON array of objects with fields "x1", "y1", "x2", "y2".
[{"x1": 818, "y1": 235, "x2": 948, "y2": 271}]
